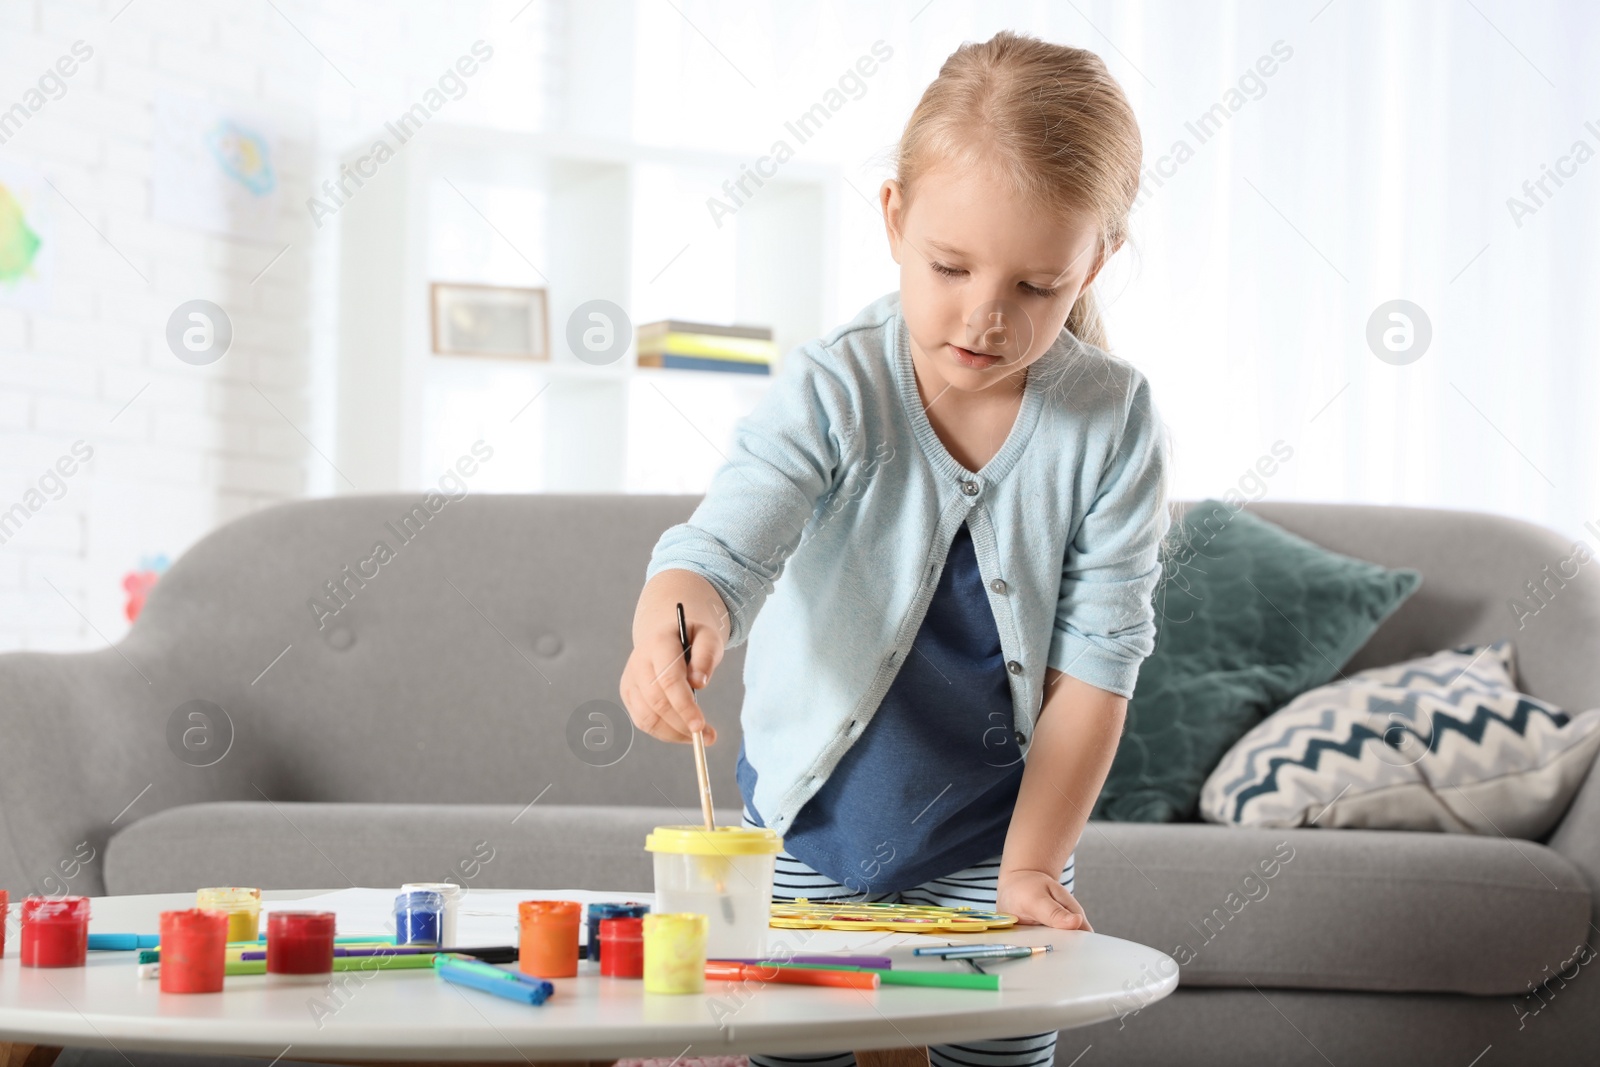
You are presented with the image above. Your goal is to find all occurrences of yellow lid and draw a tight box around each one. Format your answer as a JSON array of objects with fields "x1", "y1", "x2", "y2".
[{"x1": 645, "y1": 825, "x2": 784, "y2": 856}]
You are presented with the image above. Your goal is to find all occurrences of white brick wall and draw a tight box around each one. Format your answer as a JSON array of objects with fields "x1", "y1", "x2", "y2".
[{"x1": 0, "y1": 0, "x2": 559, "y2": 651}]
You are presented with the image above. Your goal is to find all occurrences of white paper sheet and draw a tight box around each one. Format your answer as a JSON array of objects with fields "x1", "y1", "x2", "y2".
[{"x1": 259, "y1": 888, "x2": 943, "y2": 953}]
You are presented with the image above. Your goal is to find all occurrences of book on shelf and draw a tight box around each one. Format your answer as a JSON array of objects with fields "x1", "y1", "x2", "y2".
[
  {"x1": 636, "y1": 319, "x2": 777, "y2": 373},
  {"x1": 636, "y1": 319, "x2": 772, "y2": 341},
  {"x1": 635, "y1": 353, "x2": 771, "y2": 375}
]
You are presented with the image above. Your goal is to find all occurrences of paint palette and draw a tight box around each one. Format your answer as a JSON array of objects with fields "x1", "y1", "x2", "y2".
[{"x1": 769, "y1": 900, "x2": 1018, "y2": 932}]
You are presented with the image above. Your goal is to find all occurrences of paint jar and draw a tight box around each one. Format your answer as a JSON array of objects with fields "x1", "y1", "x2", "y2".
[
  {"x1": 20, "y1": 896, "x2": 90, "y2": 968},
  {"x1": 0, "y1": 889, "x2": 8, "y2": 959},
  {"x1": 599, "y1": 917, "x2": 645, "y2": 979},
  {"x1": 265, "y1": 911, "x2": 336, "y2": 983},
  {"x1": 517, "y1": 900, "x2": 581, "y2": 978},
  {"x1": 645, "y1": 826, "x2": 782, "y2": 958},
  {"x1": 159, "y1": 909, "x2": 229, "y2": 994},
  {"x1": 642, "y1": 912, "x2": 707, "y2": 994},
  {"x1": 394, "y1": 890, "x2": 444, "y2": 947},
  {"x1": 195, "y1": 887, "x2": 261, "y2": 942},
  {"x1": 400, "y1": 882, "x2": 463, "y2": 946},
  {"x1": 586, "y1": 902, "x2": 650, "y2": 962}
]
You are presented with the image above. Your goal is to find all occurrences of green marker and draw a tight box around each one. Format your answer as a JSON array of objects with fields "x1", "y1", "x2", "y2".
[
  {"x1": 768, "y1": 962, "x2": 999, "y2": 991},
  {"x1": 223, "y1": 953, "x2": 438, "y2": 976},
  {"x1": 141, "y1": 938, "x2": 394, "y2": 965}
]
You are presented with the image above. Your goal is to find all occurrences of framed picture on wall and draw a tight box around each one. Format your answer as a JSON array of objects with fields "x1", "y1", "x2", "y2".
[{"x1": 430, "y1": 282, "x2": 549, "y2": 360}]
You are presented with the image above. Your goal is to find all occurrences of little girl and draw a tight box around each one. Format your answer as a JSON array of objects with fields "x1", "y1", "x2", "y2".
[{"x1": 621, "y1": 31, "x2": 1167, "y2": 1067}]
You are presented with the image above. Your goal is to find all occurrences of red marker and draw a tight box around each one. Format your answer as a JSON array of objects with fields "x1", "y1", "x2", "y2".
[{"x1": 705, "y1": 960, "x2": 878, "y2": 989}]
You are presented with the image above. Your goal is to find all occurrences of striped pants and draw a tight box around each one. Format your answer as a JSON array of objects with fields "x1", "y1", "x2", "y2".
[{"x1": 742, "y1": 810, "x2": 1072, "y2": 1067}]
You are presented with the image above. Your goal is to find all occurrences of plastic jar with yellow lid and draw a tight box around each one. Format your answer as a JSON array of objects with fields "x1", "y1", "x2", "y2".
[{"x1": 644, "y1": 825, "x2": 782, "y2": 958}]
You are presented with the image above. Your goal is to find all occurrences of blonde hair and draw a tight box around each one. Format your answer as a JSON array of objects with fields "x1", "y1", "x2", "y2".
[{"x1": 893, "y1": 31, "x2": 1142, "y2": 352}]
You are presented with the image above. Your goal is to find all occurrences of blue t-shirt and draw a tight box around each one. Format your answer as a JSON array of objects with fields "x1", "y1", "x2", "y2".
[{"x1": 738, "y1": 522, "x2": 1026, "y2": 893}]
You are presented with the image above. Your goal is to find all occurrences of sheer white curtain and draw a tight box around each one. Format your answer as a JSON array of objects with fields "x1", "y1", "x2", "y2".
[
  {"x1": 626, "y1": 0, "x2": 1600, "y2": 544},
  {"x1": 1103, "y1": 0, "x2": 1599, "y2": 546}
]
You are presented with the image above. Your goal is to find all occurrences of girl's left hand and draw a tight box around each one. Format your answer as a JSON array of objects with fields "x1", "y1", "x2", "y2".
[{"x1": 996, "y1": 869, "x2": 1092, "y2": 932}]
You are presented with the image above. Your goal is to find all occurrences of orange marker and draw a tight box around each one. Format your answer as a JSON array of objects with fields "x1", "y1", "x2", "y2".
[{"x1": 705, "y1": 960, "x2": 878, "y2": 990}]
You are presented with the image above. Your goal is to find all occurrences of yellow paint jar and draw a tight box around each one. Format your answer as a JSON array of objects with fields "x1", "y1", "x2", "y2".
[
  {"x1": 642, "y1": 912, "x2": 707, "y2": 994},
  {"x1": 195, "y1": 887, "x2": 261, "y2": 942}
]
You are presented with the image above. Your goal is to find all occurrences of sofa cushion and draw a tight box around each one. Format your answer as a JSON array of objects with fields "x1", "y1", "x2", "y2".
[
  {"x1": 104, "y1": 802, "x2": 744, "y2": 896},
  {"x1": 1097, "y1": 500, "x2": 1422, "y2": 822},
  {"x1": 1201, "y1": 641, "x2": 1600, "y2": 834},
  {"x1": 1076, "y1": 821, "x2": 1591, "y2": 995}
]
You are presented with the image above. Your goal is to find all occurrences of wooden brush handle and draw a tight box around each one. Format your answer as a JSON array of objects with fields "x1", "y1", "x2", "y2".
[{"x1": 692, "y1": 728, "x2": 716, "y2": 830}]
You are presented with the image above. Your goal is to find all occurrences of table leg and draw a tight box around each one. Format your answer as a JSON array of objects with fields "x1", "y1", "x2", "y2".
[
  {"x1": 0, "y1": 1044, "x2": 63, "y2": 1067},
  {"x1": 857, "y1": 1047, "x2": 929, "y2": 1067}
]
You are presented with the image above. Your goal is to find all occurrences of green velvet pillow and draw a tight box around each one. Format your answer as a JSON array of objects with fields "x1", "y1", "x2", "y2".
[{"x1": 1094, "y1": 500, "x2": 1422, "y2": 822}]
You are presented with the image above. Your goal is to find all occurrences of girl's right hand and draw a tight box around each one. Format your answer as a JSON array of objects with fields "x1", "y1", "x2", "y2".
[{"x1": 620, "y1": 584, "x2": 726, "y2": 745}]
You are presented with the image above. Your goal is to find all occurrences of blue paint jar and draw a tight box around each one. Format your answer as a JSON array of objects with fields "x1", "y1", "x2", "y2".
[
  {"x1": 394, "y1": 890, "x2": 445, "y2": 947},
  {"x1": 586, "y1": 902, "x2": 650, "y2": 961}
]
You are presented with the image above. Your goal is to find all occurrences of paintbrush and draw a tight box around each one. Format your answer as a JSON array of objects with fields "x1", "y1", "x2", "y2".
[
  {"x1": 676, "y1": 601, "x2": 717, "y2": 832},
  {"x1": 677, "y1": 601, "x2": 735, "y2": 926}
]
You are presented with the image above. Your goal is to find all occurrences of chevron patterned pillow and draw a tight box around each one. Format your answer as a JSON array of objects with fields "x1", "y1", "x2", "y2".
[{"x1": 1200, "y1": 642, "x2": 1600, "y2": 836}]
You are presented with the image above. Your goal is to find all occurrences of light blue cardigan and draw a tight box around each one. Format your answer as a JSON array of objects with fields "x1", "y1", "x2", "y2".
[{"x1": 646, "y1": 291, "x2": 1170, "y2": 838}]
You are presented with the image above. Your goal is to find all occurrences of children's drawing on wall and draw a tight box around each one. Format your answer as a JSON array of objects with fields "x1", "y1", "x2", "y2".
[
  {"x1": 152, "y1": 93, "x2": 280, "y2": 241},
  {"x1": 0, "y1": 163, "x2": 53, "y2": 309}
]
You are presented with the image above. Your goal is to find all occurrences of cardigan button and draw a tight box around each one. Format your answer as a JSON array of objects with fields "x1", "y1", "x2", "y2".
[
  {"x1": 1014, "y1": 730, "x2": 1028, "y2": 746},
  {"x1": 989, "y1": 578, "x2": 1008, "y2": 595},
  {"x1": 1006, "y1": 660, "x2": 1024, "y2": 675},
  {"x1": 960, "y1": 480, "x2": 979, "y2": 496}
]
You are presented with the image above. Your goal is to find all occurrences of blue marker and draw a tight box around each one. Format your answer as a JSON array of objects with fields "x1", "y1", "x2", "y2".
[
  {"x1": 434, "y1": 957, "x2": 552, "y2": 1005},
  {"x1": 88, "y1": 934, "x2": 161, "y2": 951},
  {"x1": 924, "y1": 945, "x2": 1052, "y2": 961},
  {"x1": 912, "y1": 943, "x2": 1012, "y2": 956}
]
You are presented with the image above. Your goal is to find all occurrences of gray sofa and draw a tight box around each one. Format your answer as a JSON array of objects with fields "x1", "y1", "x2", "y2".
[{"x1": 2, "y1": 495, "x2": 1597, "y2": 1066}]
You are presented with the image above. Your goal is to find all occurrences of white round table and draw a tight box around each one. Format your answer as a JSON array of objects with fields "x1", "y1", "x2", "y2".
[{"x1": 0, "y1": 890, "x2": 1177, "y2": 1065}]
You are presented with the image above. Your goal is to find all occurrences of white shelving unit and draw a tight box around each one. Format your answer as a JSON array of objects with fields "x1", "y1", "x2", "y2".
[{"x1": 334, "y1": 124, "x2": 841, "y2": 494}]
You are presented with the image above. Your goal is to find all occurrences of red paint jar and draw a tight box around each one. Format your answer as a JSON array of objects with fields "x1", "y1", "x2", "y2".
[
  {"x1": 20, "y1": 896, "x2": 89, "y2": 968},
  {"x1": 518, "y1": 900, "x2": 581, "y2": 978},
  {"x1": 0, "y1": 889, "x2": 8, "y2": 959},
  {"x1": 598, "y1": 917, "x2": 644, "y2": 978},
  {"x1": 265, "y1": 911, "x2": 336, "y2": 979},
  {"x1": 159, "y1": 909, "x2": 229, "y2": 994}
]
